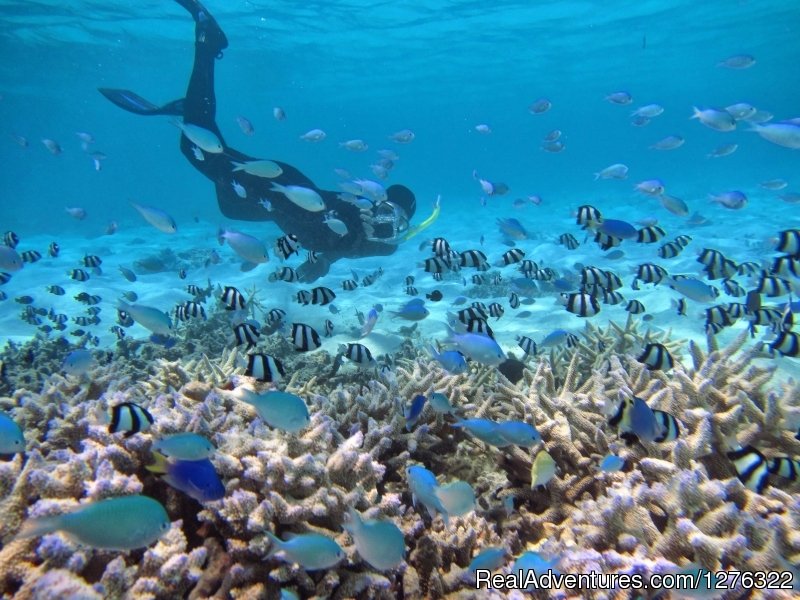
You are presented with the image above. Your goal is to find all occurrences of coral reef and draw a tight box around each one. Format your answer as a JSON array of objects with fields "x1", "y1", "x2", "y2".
[{"x1": 1, "y1": 318, "x2": 799, "y2": 598}]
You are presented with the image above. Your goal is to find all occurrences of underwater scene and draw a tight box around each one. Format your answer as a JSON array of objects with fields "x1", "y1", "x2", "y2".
[{"x1": 1, "y1": 0, "x2": 800, "y2": 598}]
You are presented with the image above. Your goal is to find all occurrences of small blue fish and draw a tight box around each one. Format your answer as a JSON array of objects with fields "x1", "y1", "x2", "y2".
[
  {"x1": 266, "y1": 531, "x2": 345, "y2": 570},
  {"x1": 62, "y1": 348, "x2": 93, "y2": 376},
  {"x1": 496, "y1": 420, "x2": 541, "y2": 447},
  {"x1": 343, "y1": 508, "x2": 405, "y2": 570},
  {"x1": 152, "y1": 432, "x2": 215, "y2": 461},
  {"x1": 434, "y1": 480, "x2": 475, "y2": 517},
  {"x1": 429, "y1": 392, "x2": 458, "y2": 415},
  {"x1": 429, "y1": 345, "x2": 467, "y2": 374},
  {"x1": 452, "y1": 418, "x2": 510, "y2": 447},
  {"x1": 598, "y1": 218, "x2": 637, "y2": 239},
  {"x1": 406, "y1": 465, "x2": 448, "y2": 521},
  {"x1": 404, "y1": 395, "x2": 426, "y2": 431},
  {"x1": 0, "y1": 411, "x2": 25, "y2": 453},
  {"x1": 609, "y1": 396, "x2": 659, "y2": 444},
  {"x1": 16, "y1": 495, "x2": 170, "y2": 551},
  {"x1": 540, "y1": 329, "x2": 574, "y2": 347},
  {"x1": 361, "y1": 307, "x2": 379, "y2": 336},
  {"x1": 497, "y1": 217, "x2": 528, "y2": 240},
  {"x1": 234, "y1": 388, "x2": 310, "y2": 433},
  {"x1": 444, "y1": 325, "x2": 505, "y2": 366},
  {"x1": 512, "y1": 551, "x2": 561, "y2": 583},
  {"x1": 468, "y1": 547, "x2": 507, "y2": 575},
  {"x1": 391, "y1": 299, "x2": 429, "y2": 321},
  {"x1": 148, "y1": 452, "x2": 225, "y2": 503},
  {"x1": 599, "y1": 454, "x2": 625, "y2": 472},
  {"x1": 150, "y1": 333, "x2": 177, "y2": 348},
  {"x1": 503, "y1": 494, "x2": 515, "y2": 517}
]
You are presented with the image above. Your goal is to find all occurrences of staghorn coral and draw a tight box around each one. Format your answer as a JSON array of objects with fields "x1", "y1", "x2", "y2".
[{"x1": 1, "y1": 321, "x2": 799, "y2": 599}]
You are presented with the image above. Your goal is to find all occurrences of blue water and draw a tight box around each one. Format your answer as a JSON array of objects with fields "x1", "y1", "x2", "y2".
[{"x1": 1, "y1": 0, "x2": 798, "y2": 236}]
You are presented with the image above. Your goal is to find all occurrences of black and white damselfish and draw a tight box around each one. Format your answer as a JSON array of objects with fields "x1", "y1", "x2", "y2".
[
  {"x1": 338, "y1": 342, "x2": 376, "y2": 366},
  {"x1": 108, "y1": 402, "x2": 154, "y2": 437},
  {"x1": 245, "y1": 353, "x2": 285, "y2": 382},
  {"x1": 232, "y1": 322, "x2": 260, "y2": 349},
  {"x1": 221, "y1": 285, "x2": 246, "y2": 311},
  {"x1": 636, "y1": 343, "x2": 674, "y2": 371},
  {"x1": 561, "y1": 292, "x2": 600, "y2": 317},
  {"x1": 727, "y1": 445, "x2": 770, "y2": 493},
  {"x1": 291, "y1": 323, "x2": 321, "y2": 352}
]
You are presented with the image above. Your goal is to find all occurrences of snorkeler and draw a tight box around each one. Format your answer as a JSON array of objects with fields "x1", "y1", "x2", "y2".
[{"x1": 99, "y1": 0, "x2": 436, "y2": 281}]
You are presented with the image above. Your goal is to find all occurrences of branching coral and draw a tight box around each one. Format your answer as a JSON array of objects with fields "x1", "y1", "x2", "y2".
[{"x1": 1, "y1": 318, "x2": 799, "y2": 599}]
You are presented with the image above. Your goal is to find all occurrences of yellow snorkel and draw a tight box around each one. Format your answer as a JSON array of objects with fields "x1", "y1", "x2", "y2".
[{"x1": 400, "y1": 194, "x2": 441, "y2": 242}]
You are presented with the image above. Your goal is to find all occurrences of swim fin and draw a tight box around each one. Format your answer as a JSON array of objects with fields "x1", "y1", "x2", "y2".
[{"x1": 98, "y1": 88, "x2": 184, "y2": 116}]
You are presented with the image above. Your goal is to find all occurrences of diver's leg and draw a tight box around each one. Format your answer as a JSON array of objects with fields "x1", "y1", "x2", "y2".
[{"x1": 175, "y1": 0, "x2": 227, "y2": 133}]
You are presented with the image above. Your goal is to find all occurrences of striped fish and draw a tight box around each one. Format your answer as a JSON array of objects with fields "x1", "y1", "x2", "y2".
[
  {"x1": 637, "y1": 343, "x2": 673, "y2": 370},
  {"x1": 108, "y1": 402, "x2": 154, "y2": 437},
  {"x1": 466, "y1": 318, "x2": 494, "y2": 339},
  {"x1": 594, "y1": 231, "x2": 622, "y2": 251},
  {"x1": 721, "y1": 278, "x2": 746, "y2": 297},
  {"x1": 21, "y1": 250, "x2": 42, "y2": 263},
  {"x1": 82, "y1": 254, "x2": 103, "y2": 267},
  {"x1": 431, "y1": 237, "x2": 454, "y2": 258},
  {"x1": 562, "y1": 292, "x2": 600, "y2": 317},
  {"x1": 636, "y1": 225, "x2": 666, "y2": 243},
  {"x1": 291, "y1": 323, "x2": 321, "y2": 352},
  {"x1": 625, "y1": 299, "x2": 646, "y2": 314},
  {"x1": 770, "y1": 331, "x2": 800, "y2": 357},
  {"x1": 266, "y1": 308, "x2": 286, "y2": 325},
  {"x1": 771, "y1": 255, "x2": 800, "y2": 279},
  {"x1": 517, "y1": 335, "x2": 537, "y2": 356},
  {"x1": 245, "y1": 353, "x2": 285, "y2": 382},
  {"x1": 3, "y1": 231, "x2": 19, "y2": 248},
  {"x1": 339, "y1": 342, "x2": 376, "y2": 366},
  {"x1": 310, "y1": 286, "x2": 336, "y2": 306},
  {"x1": 727, "y1": 446, "x2": 770, "y2": 493},
  {"x1": 652, "y1": 410, "x2": 681, "y2": 442},
  {"x1": 232, "y1": 322, "x2": 260, "y2": 349},
  {"x1": 558, "y1": 233, "x2": 579, "y2": 249},
  {"x1": 274, "y1": 233, "x2": 301, "y2": 260},
  {"x1": 775, "y1": 229, "x2": 800, "y2": 256},
  {"x1": 324, "y1": 319, "x2": 334, "y2": 337},
  {"x1": 488, "y1": 303, "x2": 504, "y2": 319},
  {"x1": 459, "y1": 250, "x2": 488, "y2": 268},
  {"x1": 268, "y1": 266, "x2": 299, "y2": 282},
  {"x1": 635, "y1": 263, "x2": 668, "y2": 285},
  {"x1": 575, "y1": 205, "x2": 602, "y2": 228},
  {"x1": 221, "y1": 286, "x2": 246, "y2": 310},
  {"x1": 497, "y1": 248, "x2": 525, "y2": 266},
  {"x1": 657, "y1": 241, "x2": 683, "y2": 259},
  {"x1": 69, "y1": 268, "x2": 90, "y2": 281},
  {"x1": 755, "y1": 272, "x2": 791, "y2": 297}
]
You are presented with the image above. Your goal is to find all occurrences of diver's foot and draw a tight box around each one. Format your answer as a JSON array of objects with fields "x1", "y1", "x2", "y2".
[{"x1": 174, "y1": 0, "x2": 228, "y2": 54}]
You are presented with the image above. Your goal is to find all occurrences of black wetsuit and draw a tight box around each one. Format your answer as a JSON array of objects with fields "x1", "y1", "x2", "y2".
[{"x1": 100, "y1": 0, "x2": 416, "y2": 270}]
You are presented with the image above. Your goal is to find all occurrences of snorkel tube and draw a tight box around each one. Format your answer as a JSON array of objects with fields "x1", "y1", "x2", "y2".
[{"x1": 399, "y1": 195, "x2": 441, "y2": 242}]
